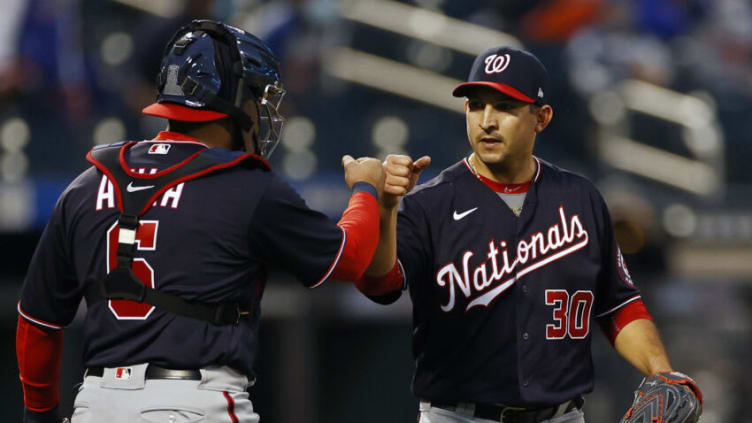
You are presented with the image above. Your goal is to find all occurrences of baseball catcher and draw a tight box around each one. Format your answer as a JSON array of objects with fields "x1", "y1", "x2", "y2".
[{"x1": 16, "y1": 19, "x2": 386, "y2": 423}]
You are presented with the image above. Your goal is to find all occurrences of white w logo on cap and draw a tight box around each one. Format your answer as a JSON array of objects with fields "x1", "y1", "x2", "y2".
[{"x1": 484, "y1": 54, "x2": 511, "y2": 74}]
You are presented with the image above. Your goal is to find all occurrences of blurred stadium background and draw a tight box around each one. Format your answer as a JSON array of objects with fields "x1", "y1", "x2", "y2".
[{"x1": 1, "y1": 0, "x2": 751, "y2": 421}]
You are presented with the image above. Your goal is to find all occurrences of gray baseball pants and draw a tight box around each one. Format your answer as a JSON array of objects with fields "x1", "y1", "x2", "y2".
[{"x1": 71, "y1": 364, "x2": 258, "y2": 423}]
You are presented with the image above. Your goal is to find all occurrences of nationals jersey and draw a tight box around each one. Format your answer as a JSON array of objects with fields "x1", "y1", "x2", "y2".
[
  {"x1": 18, "y1": 131, "x2": 349, "y2": 379},
  {"x1": 396, "y1": 157, "x2": 640, "y2": 407}
]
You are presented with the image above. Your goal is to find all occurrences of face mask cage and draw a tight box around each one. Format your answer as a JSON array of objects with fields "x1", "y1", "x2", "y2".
[{"x1": 256, "y1": 82, "x2": 286, "y2": 158}]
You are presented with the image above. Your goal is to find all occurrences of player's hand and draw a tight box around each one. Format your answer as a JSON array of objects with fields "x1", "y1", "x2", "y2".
[
  {"x1": 381, "y1": 154, "x2": 431, "y2": 209},
  {"x1": 341, "y1": 155, "x2": 385, "y2": 191}
]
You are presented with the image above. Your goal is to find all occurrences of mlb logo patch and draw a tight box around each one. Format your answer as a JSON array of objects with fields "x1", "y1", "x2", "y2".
[
  {"x1": 148, "y1": 143, "x2": 171, "y2": 155},
  {"x1": 115, "y1": 367, "x2": 132, "y2": 380}
]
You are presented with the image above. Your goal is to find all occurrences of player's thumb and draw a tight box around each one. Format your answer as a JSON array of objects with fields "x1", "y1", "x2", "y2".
[
  {"x1": 341, "y1": 155, "x2": 355, "y2": 168},
  {"x1": 412, "y1": 156, "x2": 432, "y2": 174}
]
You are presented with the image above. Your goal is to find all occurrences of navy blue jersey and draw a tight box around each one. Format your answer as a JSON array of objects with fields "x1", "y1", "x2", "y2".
[
  {"x1": 19, "y1": 133, "x2": 347, "y2": 379},
  {"x1": 396, "y1": 157, "x2": 640, "y2": 407}
]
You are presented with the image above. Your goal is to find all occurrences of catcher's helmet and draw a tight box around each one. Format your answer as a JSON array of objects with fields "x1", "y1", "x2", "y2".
[{"x1": 142, "y1": 19, "x2": 285, "y2": 158}]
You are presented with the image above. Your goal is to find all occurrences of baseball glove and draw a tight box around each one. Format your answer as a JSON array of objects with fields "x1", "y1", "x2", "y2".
[{"x1": 620, "y1": 371, "x2": 703, "y2": 423}]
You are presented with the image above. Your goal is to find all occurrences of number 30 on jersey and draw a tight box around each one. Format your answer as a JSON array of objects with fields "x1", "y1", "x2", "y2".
[{"x1": 545, "y1": 289, "x2": 594, "y2": 340}]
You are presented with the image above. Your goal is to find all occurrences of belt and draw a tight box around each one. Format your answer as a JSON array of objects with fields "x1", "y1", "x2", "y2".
[
  {"x1": 429, "y1": 397, "x2": 582, "y2": 423},
  {"x1": 86, "y1": 364, "x2": 201, "y2": 381}
]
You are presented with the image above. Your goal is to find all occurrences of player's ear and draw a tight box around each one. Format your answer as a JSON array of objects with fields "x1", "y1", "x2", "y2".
[{"x1": 535, "y1": 105, "x2": 553, "y2": 133}]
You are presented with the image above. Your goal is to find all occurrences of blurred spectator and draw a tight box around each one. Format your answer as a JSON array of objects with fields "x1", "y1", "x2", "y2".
[
  {"x1": 633, "y1": 0, "x2": 708, "y2": 40},
  {"x1": 0, "y1": 0, "x2": 28, "y2": 104},
  {"x1": 236, "y1": 0, "x2": 342, "y2": 97},
  {"x1": 674, "y1": 0, "x2": 752, "y2": 183},
  {"x1": 677, "y1": 0, "x2": 752, "y2": 100},
  {"x1": 520, "y1": 0, "x2": 603, "y2": 44},
  {"x1": 565, "y1": 2, "x2": 676, "y2": 94},
  {"x1": 18, "y1": 0, "x2": 93, "y2": 123},
  {"x1": 4, "y1": 0, "x2": 96, "y2": 176}
]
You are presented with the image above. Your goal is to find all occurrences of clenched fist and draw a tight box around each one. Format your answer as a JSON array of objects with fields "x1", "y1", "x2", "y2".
[
  {"x1": 342, "y1": 155, "x2": 385, "y2": 192},
  {"x1": 381, "y1": 154, "x2": 431, "y2": 209}
]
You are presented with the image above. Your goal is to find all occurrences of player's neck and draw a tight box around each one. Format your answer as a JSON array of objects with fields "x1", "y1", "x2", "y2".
[
  {"x1": 469, "y1": 153, "x2": 536, "y2": 184},
  {"x1": 167, "y1": 121, "x2": 233, "y2": 149}
]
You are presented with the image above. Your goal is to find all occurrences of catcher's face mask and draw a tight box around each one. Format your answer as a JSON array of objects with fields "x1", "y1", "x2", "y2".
[{"x1": 255, "y1": 82, "x2": 285, "y2": 159}]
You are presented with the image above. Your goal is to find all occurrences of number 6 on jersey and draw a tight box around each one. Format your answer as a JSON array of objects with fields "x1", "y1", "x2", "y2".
[{"x1": 106, "y1": 220, "x2": 159, "y2": 319}]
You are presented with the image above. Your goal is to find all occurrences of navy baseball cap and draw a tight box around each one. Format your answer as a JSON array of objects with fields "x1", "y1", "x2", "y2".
[{"x1": 453, "y1": 46, "x2": 548, "y2": 105}]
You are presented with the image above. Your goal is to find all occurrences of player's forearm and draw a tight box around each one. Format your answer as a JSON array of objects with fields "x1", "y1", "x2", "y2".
[
  {"x1": 16, "y1": 316, "x2": 64, "y2": 412},
  {"x1": 332, "y1": 184, "x2": 380, "y2": 281},
  {"x1": 364, "y1": 205, "x2": 399, "y2": 277},
  {"x1": 613, "y1": 318, "x2": 672, "y2": 375},
  {"x1": 352, "y1": 204, "x2": 403, "y2": 299}
]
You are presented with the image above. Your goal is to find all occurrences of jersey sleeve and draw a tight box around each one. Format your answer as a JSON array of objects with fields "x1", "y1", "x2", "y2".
[
  {"x1": 249, "y1": 175, "x2": 347, "y2": 287},
  {"x1": 331, "y1": 183, "x2": 380, "y2": 282},
  {"x1": 396, "y1": 193, "x2": 432, "y2": 289},
  {"x1": 18, "y1": 190, "x2": 82, "y2": 329},
  {"x1": 353, "y1": 259, "x2": 406, "y2": 305},
  {"x1": 596, "y1": 298, "x2": 653, "y2": 345},
  {"x1": 16, "y1": 316, "x2": 64, "y2": 411},
  {"x1": 590, "y1": 189, "x2": 642, "y2": 319}
]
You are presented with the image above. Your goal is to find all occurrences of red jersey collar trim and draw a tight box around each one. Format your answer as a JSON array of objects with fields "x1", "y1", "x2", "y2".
[
  {"x1": 477, "y1": 174, "x2": 531, "y2": 193},
  {"x1": 463, "y1": 156, "x2": 542, "y2": 193},
  {"x1": 153, "y1": 131, "x2": 208, "y2": 147}
]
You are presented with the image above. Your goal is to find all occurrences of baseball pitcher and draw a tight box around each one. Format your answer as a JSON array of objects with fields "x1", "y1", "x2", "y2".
[{"x1": 359, "y1": 46, "x2": 703, "y2": 423}]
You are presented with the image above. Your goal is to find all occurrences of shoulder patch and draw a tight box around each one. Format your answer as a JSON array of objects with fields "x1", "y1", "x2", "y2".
[{"x1": 617, "y1": 247, "x2": 634, "y2": 287}]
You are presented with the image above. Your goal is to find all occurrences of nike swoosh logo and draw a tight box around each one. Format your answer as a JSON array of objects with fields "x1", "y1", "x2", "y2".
[
  {"x1": 453, "y1": 207, "x2": 478, "y2": 221},
  {"x1": 126, "y1": 182, "x2": 155, "y2": 192}
]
